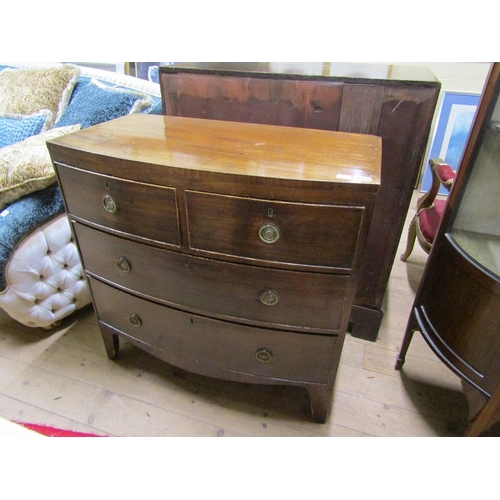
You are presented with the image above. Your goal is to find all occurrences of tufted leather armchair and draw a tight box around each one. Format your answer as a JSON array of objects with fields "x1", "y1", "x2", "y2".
[{"x1": 0, "y1": 214, "x2": 91, "y2": 328}]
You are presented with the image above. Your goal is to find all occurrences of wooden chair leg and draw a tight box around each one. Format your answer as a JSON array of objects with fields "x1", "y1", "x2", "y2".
[
  {"x1": 99, "y1": 323, "x2": 120, "y2": 360},
  {"x1": 400, "y1": 215, "x2": 418, "y2": 262}
]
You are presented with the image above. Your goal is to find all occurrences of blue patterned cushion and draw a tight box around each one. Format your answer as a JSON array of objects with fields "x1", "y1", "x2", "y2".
[
  {"x1": 146, "y1": 96, "x2": 163, "y2": 115},
  {"x1": 55, "y1": 79, "x2": 153, "y2": 128},
  {"x1": 0, "y1": 111, "x2": 51, "y2": 148},
  {"x1": 0, "y1": 183, "x2": 64, "y2": 290}
]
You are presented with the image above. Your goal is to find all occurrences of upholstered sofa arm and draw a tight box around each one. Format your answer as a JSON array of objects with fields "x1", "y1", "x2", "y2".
[
  {"x1": 0, "y1": 183, "x2": 92, "y2": 328},
  {"x1": 0, "y1": 212, "x2": 91, "y2": 328}
]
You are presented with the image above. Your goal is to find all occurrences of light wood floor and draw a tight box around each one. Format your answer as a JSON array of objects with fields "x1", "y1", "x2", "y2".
[{"x1": 1, "y1": 190, "x2": 498, "y2": 437}]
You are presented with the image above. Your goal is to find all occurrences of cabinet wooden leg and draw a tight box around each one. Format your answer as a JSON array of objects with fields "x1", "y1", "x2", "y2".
[
  {"x1": 395, "y1": 313, "x2": 417, "y2": 370},
  {"x1": 99, "y1": 324, "x2": 120, "y2": 360},
  {"x1": 306, "y1": 385, "x2": 334, "y2": 424}
]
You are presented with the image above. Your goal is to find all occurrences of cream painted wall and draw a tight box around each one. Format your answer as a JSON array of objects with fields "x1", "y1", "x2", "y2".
[{"x1": 394, "y1": 62, "x2": 491, "y2": 94}]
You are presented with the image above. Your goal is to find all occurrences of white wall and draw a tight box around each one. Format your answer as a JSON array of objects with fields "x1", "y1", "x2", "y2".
[{"x1": 395, "y1": 62, "x2": 491, "y2": 94}]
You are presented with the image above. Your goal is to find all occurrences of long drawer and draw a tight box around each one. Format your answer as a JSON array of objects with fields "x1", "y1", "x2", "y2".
[
  {"x1": 185, "y1": 190, "x2": 364, "y2": 270},
  {"x1": 56, "y1": 163, "x2": 180, "y2": 246},
  {"x1": 75, "y1": 223, "x2": 349, "y2": 332},
  {"x1": 89, "y1": 277, "x2": 338, "y2": 384}
]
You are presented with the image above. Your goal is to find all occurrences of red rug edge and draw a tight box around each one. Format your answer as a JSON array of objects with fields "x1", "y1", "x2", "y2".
[{"x1": 15, "y1": 422, "x2": 104, "y2": 437}]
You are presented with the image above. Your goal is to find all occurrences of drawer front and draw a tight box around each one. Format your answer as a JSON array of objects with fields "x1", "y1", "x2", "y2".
[
  {"x1": 186, "y1": 191, "x2": 364, "y2": 269},
  {"x1": 56, "y1": 163, "x2": 180, "y2": 245},
  {"x1": 75, "y1": 223, "x2": 349, "y2": 331},
  {"x1": 89, "y1": 277, "x2": 337, "y2": 384}
]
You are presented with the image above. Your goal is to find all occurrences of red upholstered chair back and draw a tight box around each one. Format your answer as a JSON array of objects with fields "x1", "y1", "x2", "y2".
[{"x1": 400, "y1": 158, "x2": 456, "y2": 261}]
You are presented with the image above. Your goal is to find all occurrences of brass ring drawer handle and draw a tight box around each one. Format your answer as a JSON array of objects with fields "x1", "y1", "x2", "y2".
[
  {"x1": 117, "y1": 257, "x2": 132, "y2": 273},
  {"x1": 129, "y1": 313, "x2": 142, "y2": 327},
  {"x1": 259, "y1": 223, "x2": 280, "y2": 244},
  {"x1": 102, "y1": 194, "x2": 118, "y2": 213},
  {"x1": 256, "y1": 348, "x2": 273, "y2": 362},
  {"x1": 260, "y1": 290, "x2": 279, "y2": 306}
]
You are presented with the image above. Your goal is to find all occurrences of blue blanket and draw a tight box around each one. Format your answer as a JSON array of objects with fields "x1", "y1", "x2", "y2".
[{"x1": 0, "y1": 183, "x2": 64, "y2": 291}]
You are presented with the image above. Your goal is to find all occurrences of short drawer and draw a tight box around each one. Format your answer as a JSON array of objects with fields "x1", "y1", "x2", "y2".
[
  {"x1": 55, "y1": 163, "x2": 179, "y2": 245},
  {"x1": 186, "y1": 190, "x2": 364, "y2": 270},
  {"x1": 89, "y1": 277, "x2": 338, "y2": 384},
  {"x1": 75, "y1": 223, "x2": 349, "y2": 332}
]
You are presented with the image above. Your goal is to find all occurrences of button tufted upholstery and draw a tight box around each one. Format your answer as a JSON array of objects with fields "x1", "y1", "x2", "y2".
[{"x1": 0, "y1": 214, "x2": 91, "y2": 328}]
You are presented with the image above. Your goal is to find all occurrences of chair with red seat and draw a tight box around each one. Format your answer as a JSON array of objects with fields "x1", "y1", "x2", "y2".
[{"x1": 400, "y1": 158, "x2": 456, "y2": 262}]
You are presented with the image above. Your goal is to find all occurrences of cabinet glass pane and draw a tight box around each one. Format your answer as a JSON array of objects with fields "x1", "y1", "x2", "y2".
[{"x1": 450, "y1": 90, "x2": 500, "y2": 279}]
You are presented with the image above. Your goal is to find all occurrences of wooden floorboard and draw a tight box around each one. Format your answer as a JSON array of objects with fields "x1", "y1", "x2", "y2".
[{"x1": 1, "y1": 190, "x2": 499, "y2": 437}]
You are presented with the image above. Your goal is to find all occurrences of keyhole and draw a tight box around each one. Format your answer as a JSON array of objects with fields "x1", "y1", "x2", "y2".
[{"x1": 268, "y1": 208, "x2": 274, "y2": 218}]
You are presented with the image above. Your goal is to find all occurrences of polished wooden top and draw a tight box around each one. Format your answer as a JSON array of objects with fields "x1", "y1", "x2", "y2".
[{"x1": 49, "y1": 114, "x2": 381, "y2": 186}]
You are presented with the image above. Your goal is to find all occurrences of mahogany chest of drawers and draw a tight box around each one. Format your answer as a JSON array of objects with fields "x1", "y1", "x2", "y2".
[{"x1": 48, "y1": 114, "x2": 381, "y2": 423}]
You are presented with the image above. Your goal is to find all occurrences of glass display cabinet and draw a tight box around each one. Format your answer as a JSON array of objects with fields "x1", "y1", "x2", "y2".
[{"x1": 396, "y1": 62, "x2": 500, "y2": 436}]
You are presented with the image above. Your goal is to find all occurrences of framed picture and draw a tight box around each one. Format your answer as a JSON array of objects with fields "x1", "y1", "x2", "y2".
[
  {"x1": 126, "y1": 62, "x2": 176, "y2": 83},
  {"x1": 420, "y1": 92, "x2": 481, "y2": 194}
]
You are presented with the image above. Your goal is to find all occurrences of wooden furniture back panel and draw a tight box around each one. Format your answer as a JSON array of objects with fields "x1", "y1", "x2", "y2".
[
  {"x1": 162, "y1": 73, "x2": 343, "y2": 130},
  {"x1": 338, "y1": 84, "x2": 385, "y2": 134},
  {"x1": 352, "y1": 86, "x2": 439, "y2": 307}
]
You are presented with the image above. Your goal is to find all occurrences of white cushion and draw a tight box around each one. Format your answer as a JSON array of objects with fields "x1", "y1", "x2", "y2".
[{"x1": 0, "y1": 214, "x2": 91, "y2": 328}]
